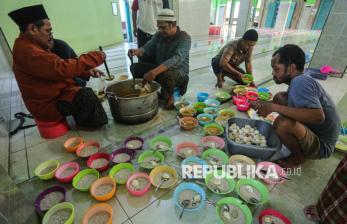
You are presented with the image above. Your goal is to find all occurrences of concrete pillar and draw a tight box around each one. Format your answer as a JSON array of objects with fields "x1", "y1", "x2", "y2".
[
  {"x1": 309, "y1": 0, "x2": 347, "y2": 74},
  {"x1": 173, "y1": 0, "x2": 212, "y2": 37},
  {"x1": 290, "y1": 0, "x2": 305, "y2": 29},
  {"x1": 306, "y1": 0, "x2": 321, "y2": 30},
  {"x1": 235, "y1": 0, "x2": 252, "y2": 37}
]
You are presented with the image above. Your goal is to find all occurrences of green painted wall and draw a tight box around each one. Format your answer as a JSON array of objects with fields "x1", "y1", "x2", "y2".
[{"x1": 0, "y1": 0, "x2": 124, "y2": 54}]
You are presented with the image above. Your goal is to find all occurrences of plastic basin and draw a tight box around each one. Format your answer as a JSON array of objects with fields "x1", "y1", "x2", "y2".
[
  {"x1": 109, "y1": 163, "x2": 135, "y2": 184},
  {"x1": 90, "y1": 177, "x2": 116, "y2": 202},
  {"x1": 55, "y1": 162, "x2": 80, "y2": 183},
  {"x1": 34, "y1": 160, "x2": 60, "y2": 180}
]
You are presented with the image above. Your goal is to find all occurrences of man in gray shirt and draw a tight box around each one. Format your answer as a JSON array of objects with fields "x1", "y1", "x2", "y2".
[
  {"x1": 252, "y1": 44, "x2": 340, "y2": 168},
  {"x1": 128, "y1": 9, "x2": 191, "y2": 109}
]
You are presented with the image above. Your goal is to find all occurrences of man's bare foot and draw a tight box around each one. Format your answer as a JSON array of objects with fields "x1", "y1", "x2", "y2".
[
  {"x1": 164, "y1": 96, "x2": 174, "y2": 110},
  {"x1": 304, "y1": 205, "x2": 321, "y2": 222}
]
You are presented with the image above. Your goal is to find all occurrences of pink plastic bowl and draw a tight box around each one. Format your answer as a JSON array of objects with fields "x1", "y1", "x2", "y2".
[
  {"x1": 175, "y1": 142, "x2": 201, "y2": 158},
  {"x1": 246, "y1": 91, "x2": 258, "y2": 101},
  {"x1": 233, "y1": 95, "x2": 247, "y2": 105},
  {"x1": 55, "y1": 162, "x2": 80, "y2": 183},
  {"x1": 201, "y1": 136, "x2": 225, "y2": 149},
  {"x1": 257, "y1": 161, "x2": 287, "y2": 185},
  {"x1": 126, "y1": 172, "x2": 151, "y2": 197},
  {"x1": 236, "y1": 101, "x2": 250, "y2": 112},
  {"x1": 87, "y1": 153, "x2": 111, "y2": 172}
]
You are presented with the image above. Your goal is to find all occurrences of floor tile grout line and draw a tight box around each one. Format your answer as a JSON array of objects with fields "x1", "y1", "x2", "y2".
[{"x1": 115, "y1": 196, "x2": 133, "y2": 222}]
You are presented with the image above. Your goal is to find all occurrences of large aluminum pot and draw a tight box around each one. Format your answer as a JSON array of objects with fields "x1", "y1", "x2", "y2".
[{"x1": 105, "y1": 79, "x2": 161, "y2": 124}]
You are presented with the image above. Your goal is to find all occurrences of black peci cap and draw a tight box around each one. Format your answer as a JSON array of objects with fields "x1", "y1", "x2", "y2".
[{"x1": 8, "y1": 4, "x2": 49, "y2": 27}]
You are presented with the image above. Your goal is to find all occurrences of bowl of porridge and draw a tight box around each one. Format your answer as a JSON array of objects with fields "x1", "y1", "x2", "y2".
[
  {"x1": 110, "y1": 147, "x2": 135, "y2": 165},
  {"x1": 236, "y1": 179, "x2": 269, "y2": 205},
  {"x1": 175, "y1": 142, "x2": 201, "y2": 159},
  {"x1": 138, "y1": 150, "x2": 165, "y2": 170},
  {"x1": 76, "y1": 141, "x2": 100, "y2": 158},
  {"x1": 34, "y1": 186, "x2": 66, "y2": 216},
  {"x1": 87, "y1": 153, "x2": 110, "y2": 172},
  {"x1": 42, "y1": 202, "x2": 75, "y2": 224},
  {"x1": 64, "y1": 137, "x2": 83, "y2": 153},
  {"x1": 258, "y1": 209, "x2": 292, "y2": 224},
  {"x1": 34, "y1": 159, "x2": 60, "y2": 180},
  {"x1": 55, "y1": 162, "x2": 80, "y2": 183},
  {"x1": 202, "y1": 149, "x2": 229, "y2": 167},
  {"x1": 149, "y1": 166, "x2": 178, "y2": 190},
  {"x1": 109, "y1": 163, "x2": 135, "y2": 184},
  {"x1": 90, "y1": 177, "x2": 116, "y2": 202},
  {"x1": 216, "y1": 197, "x2": 252, "y2": 224},
  {"x1": 205, "y1": 170, "x2": 235, "y2": 195},
  {"x1": 82, "y1": 203, "x2": 113, "y2": 224},
  {"x1": 126, "y1": 172, "x2": 151, "y2": 196},
  {"x1": 149, "y1": 135, "x2": 172, "y2": 152},
  {"x1": 229, "y1": 155, "x2": 256, "y2": 175},
  {"x1": 201, "y1": 136, "x2": 225, "y2": 150},
  {"x1": 124, "y1": 136, "x2": 144, "y2": 150},
  {"x1": 257, "y1": 161, "x2": 287, "y2": 185},
  {"x1": 72, "y1": 169, "x2": 100, "y2": 192},
  {"x1": 173, "y1": 182, "x2": 206, "y2": 212}
]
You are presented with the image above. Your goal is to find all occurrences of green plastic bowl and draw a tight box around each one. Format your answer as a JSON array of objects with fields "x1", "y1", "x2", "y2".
[
  {"x1": 34, "y1": 160, "x2": 60, "y2": 180},
  {"x1": 203, "y1": 123, "x2": 224, "y2": 136},
  {"x1": 193, "y1": 102, "x2": 208, "y2": 114},
  {"x1": 217, "y1": 109, "x2": 235, "y2": 118},
  {"x1": 235, "y1": 179, "x2": 269, "y2": 205},
  {"x1": 138, "y1": 150, "x2": 165, "y2": 170},
  {"x1": 259, "y1": 92, "x2": 271, "y2": 101},
  {"x1": 205, "y1": 170, "x2": 235, "y2": 195},
  {"x1": 202, "y1": 148, "x2": 229, "y2": 166},
  {"x1": 149, "y1": 135, "x2": 172, "y2": 152},
  {"x1": 42, "y1": 202, "x2": 75, "y2": 224},
  {"x1": 242, "y1": 74, "x2": 254, "y2": 85},
  {"x1": 215, "y1": 91, "x2": 231, "y2": 102},
  {"x1": 72, "y1": 169, "x2": 100, "y2": 192},
  {"x1": 109, "y1": 163, "x2": 135, "y2": 184},
  {"x1": 215, "y1": 197, "x2": 252, "y2": 224}
]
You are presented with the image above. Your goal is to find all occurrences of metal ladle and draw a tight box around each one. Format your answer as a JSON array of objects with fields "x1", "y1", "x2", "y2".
[
  {"x1": 98, "y1": 46, "x2": 114, "y2": 81},
  {"x1": 155, "y1": 173, "x2": 170, "y2": 192},
  {"x1": 179, "y1": 200, "x2": 190, "y2": 220}
]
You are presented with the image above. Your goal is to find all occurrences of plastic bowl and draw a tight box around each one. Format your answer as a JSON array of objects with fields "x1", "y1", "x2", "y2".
[
  {"x1": 235, "y1": 179, "x2": 269, "y2": 205},
  {"x1": 109, "y1": 163, "x2": 135, "y2": 184},
  {"x1": 64, "y1": 137, "x2": 83, "y2": 153},
  {"x1": 34, "y1": 160, "x2": 60, "y2": 180},
  {"x1": 149, "y1": 135, "x2": 173, "y2": 152},
  {"x1": 178, "y1": 117, "x2": 199, "y2": 131},
  {"x1": 34, "y1": 186, "x2": 66, "y2": 216},
  {"x1": 72, "y1": 169, "x2": 100, "y2": 192},
  {"x1": 35, "y1": 119, "x2": 69, "y2": 139},
  {"x1": 215, "y1": 197, "x2": 252, "y2": 224},
  {"x1": 259, "y1": 92, "x2": 271, "y2": 101},
  {"x1": 246, "y1": 91, "x2": 258, "y2": 101},
  {"x1": 204, "y1": 99, "x2": 221, "y2": 107},
  {"x1": 215, "y1": 91, "x2": 231, "y2": 102},
  {"x1": 197, "y1": 92, "x2": 209, "y2": 102},
  {"x1": 229, "y1": 154, "x2": 256, "y2": 174},
  {"x1": 214, "y1": 116, "x2": 229, "y2": 127},
  {"x1": 257, "y1": 87, "x2": 270, "y2": 93},
  {"x1": 174, "y1": 100, "x2": 190, "y2": 111},
  {"x1": 181, "y1": 156, "x2": 208, "y2": 167},
  {"x1": 218, "y1": 108, "x2": 235, "y2": 119},
  {"x1": 138, "y1": 150, "x2": 165, "y2": 170},
  {"x1": 124, "y1": 136, "x2": 144, "y2": 150},
  {"x1": 237, "y1": 101, "x2": 250, "y2": 112},
  {"x1": 126, "y1": 172, "x2": 151, "y2": 196},
  {"x1": 233, "y1": 86, "x2": 247, "y2": 96},
  {"x1": 82, "y1": 203, "x2": 113, "y2": 224},
  {"x1": 205, "y1": 170, "x2": 235, "y2": 195},
  {"x1": 192, "y1": 102, "x2": 208, "y2": 114},
  {"x1": 257, "y1": 161, "x2": 287, "y2": 185},
  {"x1": 197, "y1": 113, "x2": 214, "y2": 126},
  {"x1": 149, "y1": 165, "x2": 178, "y2": 190},
  {"x1": 179, "y1": 106, "x2": 197, "y2": 117},
  {"x1": 76, "y1": 141, "x2": 100, "y2": 158},
  {"x1": 42, "y1": 202, "x2": 75, "y2": 224},
  {"x1": 87, "y1": 153, "x2": 110, "y2": 172},
  {"x1": 233, "y1": 95, "x2": 247, "y2": 105},
  {"x1": 258, "y1": 209, "x2": 292, "y2": 224},
  {"x1": 201, "y1": 136, "x2": 225, "y2": 149},
  {"x1": 175, "y1": 142, "x2": 201, "y2": 158},
  {"x1": 90, "y1": 177, "x2": 116, "y2": 202},
  {"x1": 203, "y1": 123, "x2": 224, "y2": 136},
  {"x1": 55, "y1": 162, "x2": 80, "y2": 183},
  {"x1": 202, "y1": 148, "x2": 229, "y2": 166},
  {"x1": 203, "y1": 107, "x2": 218, "y2": 118},
  {"x1": 242, "y1": 74, "x2": 254, "y2": 85},
  {"x1": 110, "y1": 147, "x2": 135, "y2": 164},
  {"x1": 173, "y1": 182, "x2": 206, "y2": 212}
]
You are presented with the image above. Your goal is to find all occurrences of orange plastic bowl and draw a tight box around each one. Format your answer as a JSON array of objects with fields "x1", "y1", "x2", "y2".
[
  {"x1": 82, "y1": 203, "x2": 112, "y2": 224},
  {"x1": 64, "y1": 137, "x2": 83, "y2": 153},
  {"x1": 76, "y1": 141, "x2": 100, "y2": 159},
  {"x1": 178, "y1": 117, "x2": 199, "y2": 131},
  {"x1": 90, "y1": 177, "x2": 116, "y2": 202}
]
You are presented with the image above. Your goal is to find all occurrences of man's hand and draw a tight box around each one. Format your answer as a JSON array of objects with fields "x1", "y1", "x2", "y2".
[
  {"x1": 250, "y1": 101, "x2": 275, "y2": 117},
  {"x1": 128, "y1": 49, "x2": 142, "y2": 58},
  {"x1": 89, "y1": 68, "x2": 104, "y2": 78},
  {"x1": 143, "y1": 70, "x2": 157, "y2": 82}
]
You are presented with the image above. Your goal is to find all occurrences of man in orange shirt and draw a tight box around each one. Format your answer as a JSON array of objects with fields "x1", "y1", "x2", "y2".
[{"x1": 9, "y1": 5, "x2": 108, "y2": 128}]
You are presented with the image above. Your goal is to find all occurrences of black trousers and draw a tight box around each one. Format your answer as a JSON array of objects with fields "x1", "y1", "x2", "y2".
[
  {"x1": 56, "y1": 87, "x2": 108, "y2": 128},
  {"x1": 211, "y1": 56, "x2": 246, "y2": 84},
  {"x1": 130, "y1": 63, "x2": 189, "y2": 100}
]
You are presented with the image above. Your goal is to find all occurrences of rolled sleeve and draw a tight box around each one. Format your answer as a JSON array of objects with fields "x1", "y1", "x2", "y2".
[{"x1": 162, "y1": 35, "x2": 191, "y2": 69}]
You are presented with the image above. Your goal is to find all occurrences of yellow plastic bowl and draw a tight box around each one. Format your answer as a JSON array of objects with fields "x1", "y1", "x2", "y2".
[
  {"x1": 149, "y1": 165, "x2": 178, "y2": 190},
  {"x1": 34, "y1": 160, "x2": 60, "y2": 180}
]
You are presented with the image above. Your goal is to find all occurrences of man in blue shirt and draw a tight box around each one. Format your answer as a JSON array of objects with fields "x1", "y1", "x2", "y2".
[
  {"x1": 128, "y1": 9, "x2": 191, "y2": 109},
  {"x1": 252, "y1": 44, "x2": 340, "y2": 168}
]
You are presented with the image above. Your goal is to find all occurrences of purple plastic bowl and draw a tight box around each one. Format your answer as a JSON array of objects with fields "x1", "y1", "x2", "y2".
[
  {"x1": 124, "y1": 136, "x2": 144, "y2": 150},
  {"x1": 34, "y1": 185, "x2": 66, "y2": 216},
  {"x1": 110, "y1": 147, "x2": 136, "y2": 165}
]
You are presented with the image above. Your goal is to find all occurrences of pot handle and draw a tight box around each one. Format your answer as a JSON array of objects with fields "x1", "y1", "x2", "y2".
[{"x1": 105, "y1": 92, "x2": 118, "y2": 101}]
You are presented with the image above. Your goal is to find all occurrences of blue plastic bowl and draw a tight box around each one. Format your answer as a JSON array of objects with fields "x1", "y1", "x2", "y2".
[
  {"x1": 181, "y1": 156, "x2": 208, "y2": 167},
  {"x1": 203, "y1": 107, "x2": 218, "y2": 118},
  {"x1": 173, "y1": 182, "x2": 206, "y2": 212},
  {"x1": 197, "y1": 113, "x2": 214, "y2": 126},
  {"x1": 197, "y1": 92, "x2": 209, "y2": 102},
  {"x1": 204, "y1": 99, "x2": 220, "y2": 107},
  {"x1": 257, "y1": 87, "x2": 270, "y2": 93}
]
